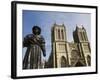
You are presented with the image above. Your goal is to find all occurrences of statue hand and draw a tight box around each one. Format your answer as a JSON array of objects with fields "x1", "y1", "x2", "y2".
[
  {"x1": 28, "y1": 39, "x2": 34, "y2": 44},
  {"x1": 43, "y1": 52, "x2": 46, "y2": 57}
]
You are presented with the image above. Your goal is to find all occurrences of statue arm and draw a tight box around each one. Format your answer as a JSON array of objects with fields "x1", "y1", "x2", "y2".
[
  {"x1": 41, "y1": 42, "x2": 46, "y2": 57},
  {"x1": 39, "y1": 36, "x2": 46, "y2": 57},
  {"x1": 23, "y1": 37, "x2": 28, "y2": 47},
  {"x1": 23, "y1": 35, "x2": 31, "y2": 47}
]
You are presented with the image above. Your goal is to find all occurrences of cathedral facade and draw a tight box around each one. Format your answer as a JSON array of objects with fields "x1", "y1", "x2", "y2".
[{"x1": 46, "y1": 23, "x2": 91, "y2": 68}]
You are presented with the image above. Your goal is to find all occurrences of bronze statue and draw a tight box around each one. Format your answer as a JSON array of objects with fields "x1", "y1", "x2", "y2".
[{"x1": 23, "y1": 26, "x2": 46, "y2": 69}]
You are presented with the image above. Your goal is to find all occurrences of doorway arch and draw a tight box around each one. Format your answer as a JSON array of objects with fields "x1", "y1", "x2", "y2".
[
  {"x1": 61, "y1": 56, "x2": 67, "y2": 67},
  {"x1": 75, "y1": 61, "x2": 84, "y2": 67},
  {"x1": 87, "y1": 55, "x2": 91, "y2": 66}
]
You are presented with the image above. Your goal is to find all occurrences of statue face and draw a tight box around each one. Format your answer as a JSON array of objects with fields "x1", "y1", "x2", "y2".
[
  {"x1": 35, "y1": 28, "x2": 39, "y2": 34},
  {"x1": 32, "y1": 26, "x2": 41, "y2": 35}
]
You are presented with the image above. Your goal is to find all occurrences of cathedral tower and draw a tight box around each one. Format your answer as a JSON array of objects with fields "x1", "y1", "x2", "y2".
[
  {"x1": 51, "y1": 23, "x2": 69, "y2": 68},
  {"x1": 73, "y1": 25, "x2": 91, "y2": 66}
]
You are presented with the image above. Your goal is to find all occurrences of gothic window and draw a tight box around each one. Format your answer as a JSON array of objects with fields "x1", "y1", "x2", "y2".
[
  {"x1": 83, "y1": 32, "x2": 88, "y2": 41},
  {"x1": 82, "y1": 32, "x2": 85, "y2": 41},
  {"x1": 80, "y1": 32, "x2": 84, "y2": 41},
  {"x1": 61, "y1": 56, "x2": 67, "y2": 67},
  {"x1": 56, "y1": 29, "x2": 58, "y2": 39},
  {"x1": 71, "y1": 50, "x2": 80, "y2": 59},
  {"x1": 83, "y1": 32, "x2": 86, "y2": 41},
  {"x1": 58, "y1": 29, "x2": 61, "y2": 39},
  {"x1": 61, "y1": 29, "x2": 64, "y2": 40},
  {"x1": 83, "y1": 44, "x2": 89, "y2": 53},
  {"x1": 87, "y1": 55, "x2": 91, "y2": 66},
  {"x1": 58, "y1": 44, "x2": 66, "y2": 52},
  {"x1": 82, "y1": 32, "x2": 86, "y2": 41}
]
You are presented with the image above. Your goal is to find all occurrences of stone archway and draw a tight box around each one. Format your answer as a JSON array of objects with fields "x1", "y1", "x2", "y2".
[
  {"x1": 75, "y1": 61, "x2": 84, "y2": 67},
  {"x1": 61, "y1": 56, "x2": 67, "y2": 67},
  {"x1": 87, "y1": 55, "x2": 91, "y2": 66}
]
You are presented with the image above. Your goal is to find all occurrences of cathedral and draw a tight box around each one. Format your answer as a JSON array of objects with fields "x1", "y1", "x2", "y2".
[{"x1": 46, "y1": 23, "x2": 91, "y2": 68}]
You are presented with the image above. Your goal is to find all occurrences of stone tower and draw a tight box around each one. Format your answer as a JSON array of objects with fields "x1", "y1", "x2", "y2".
[
  {"x1": 73, "y1": 25, "x2": 91, "y2": 66},
  {"x1": 50, "y1": 23, "x2": 69, "y2": 68}
]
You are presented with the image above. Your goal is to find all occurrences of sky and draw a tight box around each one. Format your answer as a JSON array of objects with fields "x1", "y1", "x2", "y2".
[{"x1": 22, "y1": 10, "x2": 91, "y2": 61}]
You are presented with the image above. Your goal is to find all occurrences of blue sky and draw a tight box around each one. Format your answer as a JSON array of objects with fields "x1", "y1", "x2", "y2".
[{"x1": 22, "y1": 10, "x2": 91, "y2": 60}]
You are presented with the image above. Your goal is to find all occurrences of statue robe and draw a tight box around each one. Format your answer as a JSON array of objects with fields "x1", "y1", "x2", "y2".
[{"x1": 23, "y1": 34, "x2": 45, "y2": 69}]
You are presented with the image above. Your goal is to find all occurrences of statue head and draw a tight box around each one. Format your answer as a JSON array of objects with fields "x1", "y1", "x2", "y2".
[{"x1": 32, "y1": 26, "x2": 41, "y2": 35}]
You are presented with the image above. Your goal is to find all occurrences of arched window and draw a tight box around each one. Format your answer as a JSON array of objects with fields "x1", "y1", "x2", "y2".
[
  {"x1": 82, "y1": 32, "x2": 87, "y2": 41},
  {"x1": 61, "y1": 29, "x2": 64, "y2": 40},
  {"x1": 71, "y1": 50, "x2": 80, "y2": 59},
  {"x1": 56, "y1": 29, "x2": 58, "y2": 39},
  {"x1": 80, "y1": 32, "x2": 84, "y2": 41},
  {"x1": 83, "y1": 32, "x2": 88, "y2": 41},
  {"x1": 87, "y1": 55, "x2": 91, "y2": 66},
  {"x1": 58, "y1": 29, "x2": 60, "y2": 39},
  {"x1": 61, "y1": 56, "x2": 67, "y2": 67}
]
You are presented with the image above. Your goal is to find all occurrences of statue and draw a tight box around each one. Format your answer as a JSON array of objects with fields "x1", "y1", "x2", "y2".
[{"x1": 23, "y1": 26, "x2": 46, "y2": 69}]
